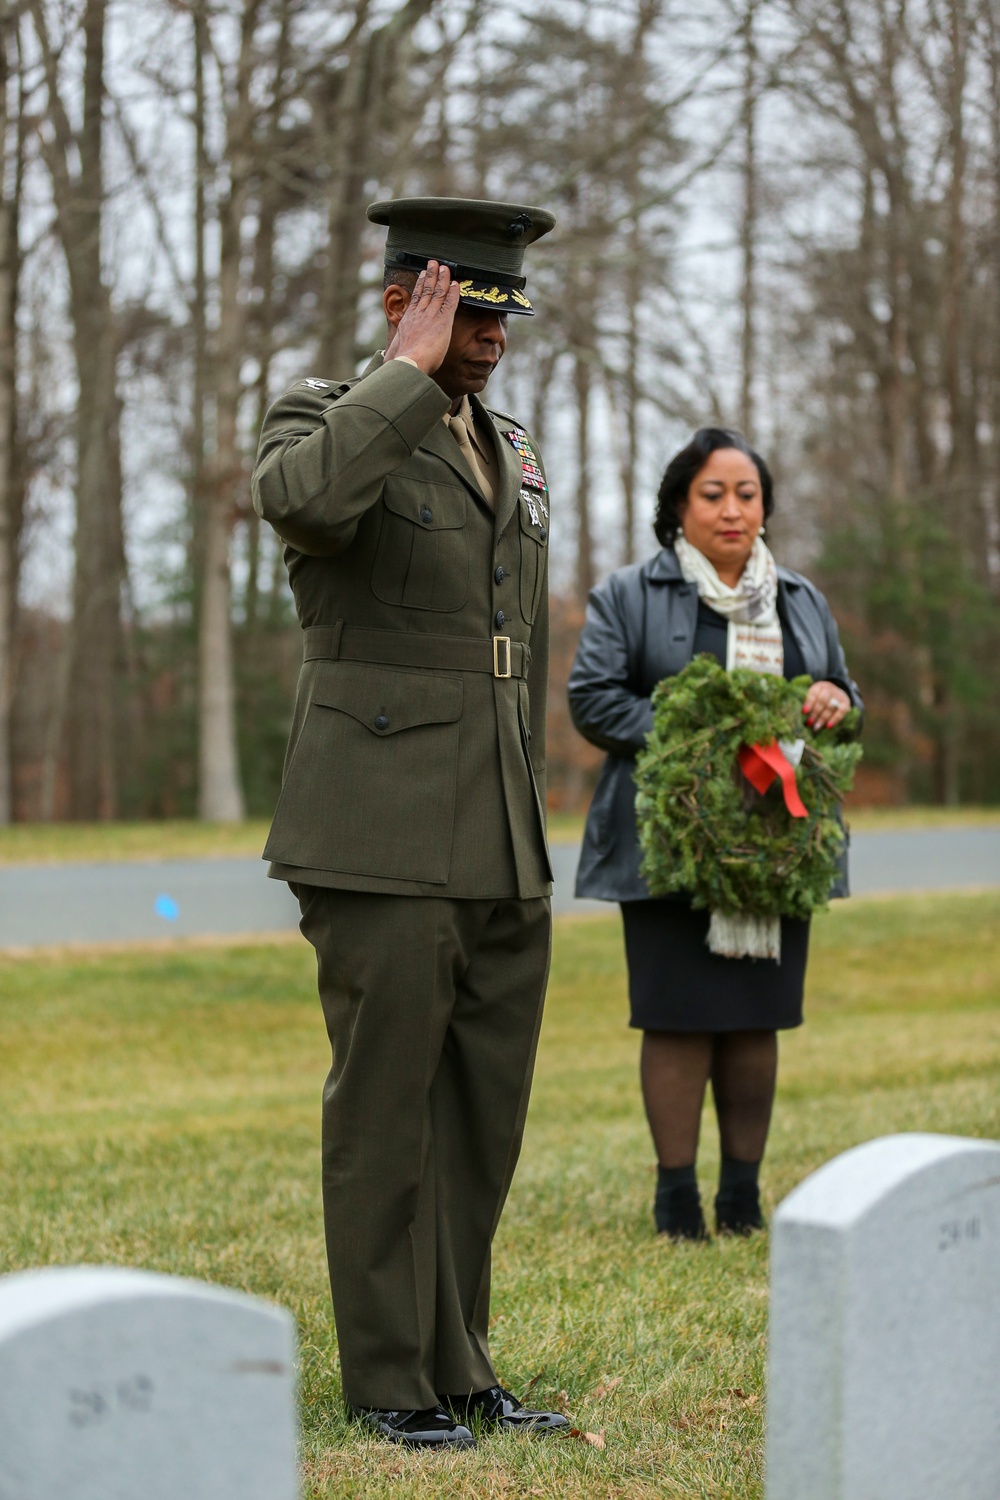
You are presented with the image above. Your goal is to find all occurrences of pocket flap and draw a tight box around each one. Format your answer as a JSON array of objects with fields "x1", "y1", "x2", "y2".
[
  {"x1": 518, "y1": 490, "x2": 549, "y2": 546},
  {"x1": 384, "y1": 477, "x2": 467, "y2": 530},
  {"x1": 312, "y1": 664, "x2": 463, "y2": 736}
]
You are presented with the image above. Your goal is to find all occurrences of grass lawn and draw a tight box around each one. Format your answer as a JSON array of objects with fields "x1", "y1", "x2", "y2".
[
  {"x1": 0, "y1": 804, "x2": 998, "y2": 866},
  {"x1": 546, "y1": 805, "x2": 1000, "y2": 845},
  {"x1": 0, "y1": 818, "x2": 274, "y2": 866},
  {"x1": 2, "y1": 893, "x2": 999, "y2": 1497}
]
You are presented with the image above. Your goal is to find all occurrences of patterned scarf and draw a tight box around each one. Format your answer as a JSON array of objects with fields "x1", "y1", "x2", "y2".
[
  {"x1": 673, "y1": 533, "x2": 787, "y2": 962},
  {"x1": 674, "y1": 533, "x2": 783, "y2": 675}
]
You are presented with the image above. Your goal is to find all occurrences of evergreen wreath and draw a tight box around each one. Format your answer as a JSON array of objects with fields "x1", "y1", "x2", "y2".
[{"x1": 634, "y1": 655, "x2": 863, "y2": 922}]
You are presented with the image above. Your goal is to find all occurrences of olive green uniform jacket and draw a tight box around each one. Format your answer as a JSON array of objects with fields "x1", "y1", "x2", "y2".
[{"x1": 251, "y1": 354, "x2": 551, "y2": 898}]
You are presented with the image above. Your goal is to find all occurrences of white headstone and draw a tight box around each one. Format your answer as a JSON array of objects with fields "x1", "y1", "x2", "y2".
[
  {"x1": 766, "y1": 1133, "x2": 1000, "y2": 1500},
  {"x1": 0, "y1": 1266, "x2": 297, "y2": 1500}
]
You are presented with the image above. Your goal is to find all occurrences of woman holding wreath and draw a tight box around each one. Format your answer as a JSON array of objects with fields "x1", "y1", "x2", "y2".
[{"x1": 568, "y1": 428, "x2": 863, "y2": 1241}]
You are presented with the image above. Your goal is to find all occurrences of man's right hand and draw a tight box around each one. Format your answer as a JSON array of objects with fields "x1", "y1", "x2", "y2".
[{"x1": 385, "y1": 261, "x2": 461, "y2": 375}]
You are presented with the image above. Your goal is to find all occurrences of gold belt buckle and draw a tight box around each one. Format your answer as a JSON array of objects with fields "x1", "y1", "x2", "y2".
[{"x1": 493, "y1": 635, "x2": 512, "y2": 679}]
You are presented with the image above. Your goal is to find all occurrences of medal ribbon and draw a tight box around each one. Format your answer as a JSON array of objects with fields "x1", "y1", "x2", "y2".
[
  {"x1": 501, "y1": 426, "x2": 548, "y2": 499},
  {"x1": 738, "y1": 740, "x2": 808, "y2": 819}
]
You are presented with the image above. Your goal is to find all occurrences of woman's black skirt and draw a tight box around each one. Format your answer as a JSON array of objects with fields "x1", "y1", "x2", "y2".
[{"x1": 620, "y1": 898, "x2": 808, "y2": 1033}]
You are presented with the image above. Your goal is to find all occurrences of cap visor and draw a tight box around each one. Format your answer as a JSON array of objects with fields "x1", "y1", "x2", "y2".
[{"x1": 457, "y1": 278, "x2": 534, "y2": 316}]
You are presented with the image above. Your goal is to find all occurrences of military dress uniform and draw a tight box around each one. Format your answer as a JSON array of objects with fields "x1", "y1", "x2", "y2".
[{"x1": 251, "y1": 199, "x2": 557, "y2": 1418}]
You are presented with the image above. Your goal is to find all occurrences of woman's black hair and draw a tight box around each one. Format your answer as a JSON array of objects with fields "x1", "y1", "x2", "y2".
[{"x1": 653, "y1": 427, "x2": 774, "y2": 548}]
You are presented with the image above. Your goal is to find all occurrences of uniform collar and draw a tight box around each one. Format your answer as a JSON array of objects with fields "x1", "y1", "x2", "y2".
[
  {"x1": 443, "y1": 394, "x2": 491, "y2": 461},
  {"x1": 365, "y1": 351, "x2": 516, "y2": 525}
]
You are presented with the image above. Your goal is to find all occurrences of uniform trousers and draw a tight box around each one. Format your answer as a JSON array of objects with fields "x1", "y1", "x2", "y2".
[{"x1": 296, "y1": 885, "x2": 552, "y2": 1411}]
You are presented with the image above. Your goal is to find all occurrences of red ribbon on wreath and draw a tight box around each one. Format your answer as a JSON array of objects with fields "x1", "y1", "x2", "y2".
[{"x1": 738, "y1": 741, "x2": 808, "y2": 819}]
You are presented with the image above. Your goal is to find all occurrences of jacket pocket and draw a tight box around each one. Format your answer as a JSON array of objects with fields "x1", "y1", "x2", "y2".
[
  {"x1": 264, "y1": 664, "x2": 463, "y2": 883},
  {"x1": 518, "y1": 492, "x2": 548, "y2": 624},
  {"x1": 371, "y1": 476, "x2": 469, "y2": 612}
]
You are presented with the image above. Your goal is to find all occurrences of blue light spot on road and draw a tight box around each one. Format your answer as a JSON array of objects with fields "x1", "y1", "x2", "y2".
[{"x1": 155, "y1": 894, "x2": 180, "y2": 922}]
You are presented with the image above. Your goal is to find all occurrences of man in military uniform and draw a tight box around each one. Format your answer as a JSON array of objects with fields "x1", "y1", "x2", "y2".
[{"x1": 251, "y1": 198, "x2": 569, "y2": 1449}]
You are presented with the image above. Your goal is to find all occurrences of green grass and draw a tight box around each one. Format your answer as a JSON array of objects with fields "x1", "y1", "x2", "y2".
[
  {"x1": 0, "y1": 804, "x2": 997, "y2": 866},
  {"x1": 844, "y1": 804, "x2": 1000, "y2": 831},
  {"x1": 2, "y1": 893, "x2": 999, "y2": 1496},
  {"x1": 547, "y1": 805, "x2": 1000, "y2": 844},
  {"x1": 0, "y1": 818, "x2": 273, "y2": 866}
]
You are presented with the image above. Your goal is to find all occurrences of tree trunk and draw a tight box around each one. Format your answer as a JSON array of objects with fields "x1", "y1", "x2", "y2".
[
  {"x1": 983, "y1": 0, "x2": 1000, "y2": 592},
  {"x1": 245, "y1": 0, "x2": 292, "y2": 637},
  {"x1": 66, "y1": 295, "x2": 123, "y2": 820},
  {"x1": 198, "y1": 487, "x2": 244, "y2": 820},
  {"x1": 190, "y1": 0, "x2": 209, "y2": 610},
  {"x1": 942, "y1": 0, "x2": 969, "y2": 482},
  {"x1": 0, "y1": 6, "x2": 21, "y2": 823},
  {"x1": 30, "y1": 0, "x2": 125, "y2": 820},
  {"x1": 739, "y1": 0, "x2": 758, "y2": 438},
  {"x1": 573, "y1": 340, "x2": 594, "y2": 603},
  {"x1": 196, "y1": 0, "x2": 260, "y2": 822},
  {"x1": 317, "y1": 27, "x2": 373, "y2": 376},
  {"x1": 318, "y1": 0, "x2": 436, "y2": 376}
]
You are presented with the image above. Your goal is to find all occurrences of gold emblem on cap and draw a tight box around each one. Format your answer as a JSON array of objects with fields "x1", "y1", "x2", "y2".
[
  {"x1": 511, "y1": 288, "x2": 532, "y2": 309},
  {"x1": 459, "y1": 280, "x2": 509, "y2": 305}
]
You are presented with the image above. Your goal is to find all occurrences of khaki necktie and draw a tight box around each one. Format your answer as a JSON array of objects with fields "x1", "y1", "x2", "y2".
[{"x1": 445, "y1": 411, "x2": 495, "y2": 508}]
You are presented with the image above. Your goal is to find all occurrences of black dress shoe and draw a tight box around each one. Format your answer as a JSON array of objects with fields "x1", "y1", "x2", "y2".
[
  {"x1": 351, "y1": 1404, "x2": 476, "y2": 1448},
  {"x1": 715, "y1": 1182, "x2": 765, "y2": 1236},
  {"x1": 654, "y1": 1180, "x2": 708, "y2": 1241},
  {"x1": 442, "y1": 1385, "x2": 571, "y2": 1434}
]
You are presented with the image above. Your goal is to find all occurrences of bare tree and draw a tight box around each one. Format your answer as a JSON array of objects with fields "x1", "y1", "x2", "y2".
[
  {"x1": 0, "y1": 3, "x2": 23, "y2": 824},
  {"x1": 29, "y1": 0, "x2": 125, "y2": 820},
  {"x1": 738, "y1": 0, "x2": 759, "y2": 437},
  {"x1": 195, "y1": 0, "x2": 263, "y2": 822},
  {"x1": 317, "y1": 0, "x2": 437, "y2": 377}
]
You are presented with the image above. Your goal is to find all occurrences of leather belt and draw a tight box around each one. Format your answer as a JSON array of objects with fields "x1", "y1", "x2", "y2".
[{"x1": 303, "y1": 623, "x2": 530, "y2": 680}]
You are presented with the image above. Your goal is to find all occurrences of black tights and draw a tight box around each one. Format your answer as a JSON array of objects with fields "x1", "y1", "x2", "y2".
[{"x1": 640, "y1": 1030, "x2": 778, "y2": 1168}]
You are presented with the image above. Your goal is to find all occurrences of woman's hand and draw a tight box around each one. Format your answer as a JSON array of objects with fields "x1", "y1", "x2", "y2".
[{"x1": 803, "y1": 680, "x2": 851, "y2": 730}]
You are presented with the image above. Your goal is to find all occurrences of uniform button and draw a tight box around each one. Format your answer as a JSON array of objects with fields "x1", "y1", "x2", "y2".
[
  {"x1": 494, "y1": 565, "x2": 505, "y2": 585},
  {"x1": 495, "y1": 610, "x2": 506, "y2": 629},
  {"x1": 374, "y1": 714, "x2": 389, "y2": 731},
  {"x1": 539, "y1": 527, "x2": 547, "y2": 542},
  {"x1": 419, "y1": 505, "x2": 432, "y2": 524}
]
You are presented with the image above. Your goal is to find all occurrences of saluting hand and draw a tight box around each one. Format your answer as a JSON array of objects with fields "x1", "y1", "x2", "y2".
[{"x1": 385, "y1": 261, "x2": 461, "y2": 375}]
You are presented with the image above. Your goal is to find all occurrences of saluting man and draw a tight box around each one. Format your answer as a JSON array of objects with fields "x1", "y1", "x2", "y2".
[{"x1": 251, "y1": 198, "x2": 571, "y2": 1449}]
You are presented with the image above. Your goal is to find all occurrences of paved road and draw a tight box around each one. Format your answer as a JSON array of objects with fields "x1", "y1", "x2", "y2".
[{"x1": 0, "y1": 828, "x2": 997, "y2": 950}]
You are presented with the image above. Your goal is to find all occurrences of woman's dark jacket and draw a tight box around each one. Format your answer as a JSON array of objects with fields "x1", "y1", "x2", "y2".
[{"x1": 568, "y1": 546, "x2": 864, "y2": 902}]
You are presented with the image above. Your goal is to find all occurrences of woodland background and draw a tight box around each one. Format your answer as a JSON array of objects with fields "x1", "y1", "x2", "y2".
[{"x1": 0, "y1": 0, "x2": 998, "y2": 824}]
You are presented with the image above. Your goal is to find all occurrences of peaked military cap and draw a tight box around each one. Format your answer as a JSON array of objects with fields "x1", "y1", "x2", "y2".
[{"x1": 369, "y1": 196, "x2": 556, "y2": 316}]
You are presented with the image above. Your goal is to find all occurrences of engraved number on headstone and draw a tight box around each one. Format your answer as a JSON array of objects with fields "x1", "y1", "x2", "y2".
[
  {"x1": 937, "y1": 1215, "x2": 982, "y2": 1251},
  {"x1": 68, "y1": 1390, "x2": 109, "y2": 1428},
  {"x1": 118, "y1": 1375, "x2": 154, "y2": 1411},
  {"x1": 68, "y1": 1375, "x2": 154, "y2": 1426}
]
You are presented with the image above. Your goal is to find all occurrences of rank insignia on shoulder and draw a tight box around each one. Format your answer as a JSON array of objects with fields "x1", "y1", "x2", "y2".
[
  {"x1": 501, "y1": 425, "x2": 549, "y2": 494},
  {"x1": 300, "y1": 378, "x2": 331, "y2": 392}
]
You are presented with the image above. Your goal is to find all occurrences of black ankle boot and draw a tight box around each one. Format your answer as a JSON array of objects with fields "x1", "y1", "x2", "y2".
[
  {"x1": 654, "y1": 1170, "x2": 708, "y2": 1241},
  {"x1": 715, "y1": 1181, "x2": 765, "y2": 1235}
]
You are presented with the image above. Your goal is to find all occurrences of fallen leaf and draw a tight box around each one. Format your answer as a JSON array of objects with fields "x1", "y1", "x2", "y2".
[
  {"x1": 589, "y1": 1375, "x2": 623, "y2": 1400},
  {"x1": 568, "y1": 1427, "x2": 606, "y2": 1449},
  {"x1": 556, "y1": 1389, "x2": 572, "y2": 1414}
]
